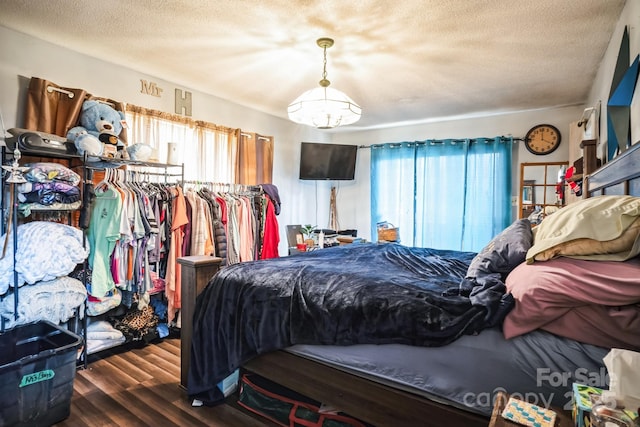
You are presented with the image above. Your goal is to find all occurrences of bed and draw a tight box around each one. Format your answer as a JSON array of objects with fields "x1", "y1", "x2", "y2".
[{"x1": 179, "y1": 141, "x2": 640, "y2": 427}]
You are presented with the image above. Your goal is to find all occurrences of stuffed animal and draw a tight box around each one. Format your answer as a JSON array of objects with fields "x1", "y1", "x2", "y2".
[
  {"x1": 67, "y1": 100, "x2": 129, "y2": 159},
  {"x1": 98, "y1": 131, "x2": 120, "y2": 158},
  {"x1": 66, "y1": 127, "x2": 102, "y2": 161},
  {"x1": 126, "y1": 143, "x2": 154, "y2": 161}
]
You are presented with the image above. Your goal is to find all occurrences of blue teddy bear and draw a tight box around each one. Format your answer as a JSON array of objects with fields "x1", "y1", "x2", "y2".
[{"x1": 67, "y1": 100, "x2": 128, "y2": 160}]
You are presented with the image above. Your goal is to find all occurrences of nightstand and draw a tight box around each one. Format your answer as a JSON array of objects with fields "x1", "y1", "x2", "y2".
[{"x1": 489, "y1": 391, "x2": 573, "y2": 427}]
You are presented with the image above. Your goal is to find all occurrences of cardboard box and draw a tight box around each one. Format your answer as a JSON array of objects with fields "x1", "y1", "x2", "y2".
[{"x1": 218, "y1": 368, "x2": 239, "y2": 397}]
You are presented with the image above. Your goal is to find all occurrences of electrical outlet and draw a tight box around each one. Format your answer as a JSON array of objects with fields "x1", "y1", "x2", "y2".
[{"x1": 511, "y1": 196, "x2": 518, "y2": 206}]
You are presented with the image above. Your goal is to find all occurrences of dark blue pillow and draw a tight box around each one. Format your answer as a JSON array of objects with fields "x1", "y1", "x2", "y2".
[{"x1": 466, "y1": 219, "x2": 533, "y2": 280}]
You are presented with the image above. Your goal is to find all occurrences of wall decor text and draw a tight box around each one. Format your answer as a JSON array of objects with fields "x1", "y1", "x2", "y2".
[
  {"x1": 175, "y1": 89, "x2": 193, "y2": 116},
  {"x1": 140, "y1": 79, "x2": 163, "y2": 97}
]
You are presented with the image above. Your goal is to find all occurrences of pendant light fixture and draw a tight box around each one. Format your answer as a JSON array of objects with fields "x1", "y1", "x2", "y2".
[{"x1": 288, "y1": 38, "x2": 362, "y2": 129}]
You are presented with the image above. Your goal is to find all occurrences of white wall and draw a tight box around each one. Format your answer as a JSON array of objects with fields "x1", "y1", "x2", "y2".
[
  {"x1": 585, "y1": 0, "x2": 640, "y2": 161},
  {"x1": 0, "y1": 25, "x2": 327, "y2": 256},
  {"x1": 331, "y1": 106, "x2": 581, "y2": 241},
  {"x1": 1, "y1": 0, "x2": 633, "y2": 251}
]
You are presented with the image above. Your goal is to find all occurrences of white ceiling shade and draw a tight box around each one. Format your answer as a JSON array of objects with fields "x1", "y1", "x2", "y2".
[
  {"x1": 287, "y1": 86, "x2": 362, "y2": 129},
  {"x1": 288, "y1": 38, "x2": 361, "y2": 129}
]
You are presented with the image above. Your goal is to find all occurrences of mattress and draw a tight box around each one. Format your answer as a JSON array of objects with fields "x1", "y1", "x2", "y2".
[{"x1": 287, "y1": 327, "x2": 609, "y2": 416}]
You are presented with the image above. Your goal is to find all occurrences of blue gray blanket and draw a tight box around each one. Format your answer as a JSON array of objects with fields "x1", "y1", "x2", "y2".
[{"x1": 188, "y1": 243, "x2": 514, "y2": 404}]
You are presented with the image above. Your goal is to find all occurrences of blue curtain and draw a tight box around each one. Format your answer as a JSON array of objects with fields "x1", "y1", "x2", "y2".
[{"x1": 370, "y1": 137, "x2": 512, "y2": 252}]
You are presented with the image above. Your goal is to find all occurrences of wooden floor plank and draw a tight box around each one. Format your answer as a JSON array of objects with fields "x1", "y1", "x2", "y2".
[
  {"x1": 65, "y1": 373, "x2": 146, "y2": 426},
  {"x1": 53, "y1": 338, "x2": 274, "y2": 427}
]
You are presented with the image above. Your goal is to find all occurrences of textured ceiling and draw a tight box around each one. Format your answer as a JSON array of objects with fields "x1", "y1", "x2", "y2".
[{"x1": 0, "y1": 0, "x2": 627, "y2": 130}]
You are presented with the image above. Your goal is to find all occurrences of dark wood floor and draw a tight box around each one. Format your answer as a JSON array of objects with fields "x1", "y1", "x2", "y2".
[{"x1": 53, "y1": 338, "x2": 274, "y2": 427}]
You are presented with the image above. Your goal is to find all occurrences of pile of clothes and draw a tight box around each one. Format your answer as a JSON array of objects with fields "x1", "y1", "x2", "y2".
[{"x1": 16, "y1": 162, "x2": 82, "y2": 216}]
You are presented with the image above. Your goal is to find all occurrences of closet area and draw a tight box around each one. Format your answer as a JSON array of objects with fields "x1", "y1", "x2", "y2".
[
  {"x1": 0, "y1": 76, "x2": 279, "y2": 426},
  {"x1": 0, "y1": 140, "x2": 184, "y2": 365},
  {"x1": 81, "y1": 162, "x2": 184, "y2": 359},
  {"x1": 0, "y1": 77, "x2": 280, "y2": 370}
]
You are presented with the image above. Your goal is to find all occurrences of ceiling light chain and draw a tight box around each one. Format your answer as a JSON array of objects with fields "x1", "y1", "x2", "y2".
[
  {"x1": 320, "y1": 38, "x2": 330, "y2": 87},
  {"x1": 287, "y1": 37, "x2": 362, "y2": 129}
]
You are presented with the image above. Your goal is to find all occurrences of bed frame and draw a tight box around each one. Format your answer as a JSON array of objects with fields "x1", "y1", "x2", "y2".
[
  {"x1": 178, "y1": 140, "x2": 640, "y2": 427},
  {"x1": 585, "y1": 141, "x2": 640, "y2": 197}
]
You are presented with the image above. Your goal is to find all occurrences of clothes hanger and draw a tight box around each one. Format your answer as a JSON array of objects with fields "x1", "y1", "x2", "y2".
[{"x1": 95, "y1": 168, "x2": 113, "y2": 192}]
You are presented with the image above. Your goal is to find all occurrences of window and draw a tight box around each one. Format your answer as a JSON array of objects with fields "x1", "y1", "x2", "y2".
[
  {"x1": 125, "y1": 105, "x2": 237, "y2": 183},
  {"x1": 370, "y1": 137, "x2": 513, "y2": 252}
]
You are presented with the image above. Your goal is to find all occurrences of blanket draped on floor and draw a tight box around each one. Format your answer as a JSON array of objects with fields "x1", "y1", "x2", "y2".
[{"x1": 188, "y1": 243, "x2": 513, "y2": 404}]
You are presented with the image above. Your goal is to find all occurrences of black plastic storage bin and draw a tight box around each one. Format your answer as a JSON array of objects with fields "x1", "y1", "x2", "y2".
[{"x1": 0, "y1": 321, "x2": 82, "y2": 427}]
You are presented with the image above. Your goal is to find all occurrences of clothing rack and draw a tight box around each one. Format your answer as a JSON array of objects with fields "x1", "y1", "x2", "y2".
[
  {"x1": 92, "y1": 168, "x2": 184, "y2": 191},
  {"x1": 177, "y1": 179, "x2": 281, "y2": 268},
  {"x1": 125, "y1": 169, "x2": 183, "y2": 183},
  {"x1": 180, "y1": 180, "x2": 262, "y2": 194},
  {"x1": 85, "y1": 161, "x2": 184, "y2": 184}
]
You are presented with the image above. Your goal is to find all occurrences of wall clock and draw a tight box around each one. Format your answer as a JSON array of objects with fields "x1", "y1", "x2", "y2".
[{"x1": 524, "y1": 124, "x2": 562, "y2": 155}]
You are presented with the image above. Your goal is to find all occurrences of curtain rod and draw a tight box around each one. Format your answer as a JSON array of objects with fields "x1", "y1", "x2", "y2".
[
  {"x1": 240, "y1": 132, "x2": 271, "y2": 141},
  {"x1": 357, "y1": 136, "x2": 525, "y2": 149},
  {"x1": 47, "y1": 85, "x2": 75, "y2": 99}
]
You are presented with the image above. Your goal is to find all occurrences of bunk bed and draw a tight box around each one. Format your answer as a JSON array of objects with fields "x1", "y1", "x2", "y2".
[{"x1": 179, "y1": 142, "x2": 640, "y2": 427}]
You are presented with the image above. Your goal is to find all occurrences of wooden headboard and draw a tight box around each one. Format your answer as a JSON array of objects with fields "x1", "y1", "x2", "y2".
[{"x1": 586, "y1": 142, "x2": 640, "y2": 197}]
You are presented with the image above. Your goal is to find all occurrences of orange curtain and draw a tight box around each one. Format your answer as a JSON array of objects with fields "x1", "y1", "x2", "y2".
[
  {"x1": 23, "y1": 77, "x2": 128, "y2": 144},
  {"x1": 235, "y1": 131, "x2": 274, "y2": 185},
  {"x1": 24, "y1": 77, "x2": 86, "y2": 137}
]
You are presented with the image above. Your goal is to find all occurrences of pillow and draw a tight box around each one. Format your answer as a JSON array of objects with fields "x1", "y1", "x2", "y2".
[
  {"x1": 533, "y1": 216, "x2": 640, "y2": 262},
  {"x1": 503, "y1": 256, "x2": 640, "y2": 351},
  {"x1": 466, "y1": 219, "x2": 533, "y2": 279},
  {"x1": 527, "y1": 195, "x2": 640, "y2": 263}
]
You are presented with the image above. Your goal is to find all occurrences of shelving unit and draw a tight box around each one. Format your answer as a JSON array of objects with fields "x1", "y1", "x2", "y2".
[{"x1": 1, "y1": 141, "x2": 183, "y2": 366}]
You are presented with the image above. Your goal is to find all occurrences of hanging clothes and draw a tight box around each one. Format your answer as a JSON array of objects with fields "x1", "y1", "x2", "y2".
[
  {"x1": 185, "y1": 189, "x2": 209, "y2": 256},
  {"x1": 181, "y1": 181, "x2": 280, "y2": 265},
  {"x1": 260, "y1": 198, "x2": 280, "y2": 259},
  {"x1": 165, "y1": 186, "x2": 188, "y2": 324},
  {"x1": 198, "y1": 188, "x2": 227, "y2": 265},
  {"x1": 87, "y1": 182, "x2": 122, "y2": 297}
]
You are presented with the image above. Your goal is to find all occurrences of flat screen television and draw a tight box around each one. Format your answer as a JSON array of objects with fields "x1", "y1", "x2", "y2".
[{"x1": 299, "y1": 142, "x2": 358, "y2": 180}]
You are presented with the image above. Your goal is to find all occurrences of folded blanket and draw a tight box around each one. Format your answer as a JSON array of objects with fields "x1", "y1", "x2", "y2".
[
  {"x1": 0, "y1": 222, "x2": 88, "y2": 294},
  {"x1": 0, "y1": 276, "x2": 86, "y2": 328}
]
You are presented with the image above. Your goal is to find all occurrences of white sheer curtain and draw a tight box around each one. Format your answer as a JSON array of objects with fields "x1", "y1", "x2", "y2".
[
  {"x1": 125, "y1": 105, "x2": 237, "y2": 182},
  {"x1": 194, "y1": 124, "x2": 237, "y2": 183}
]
